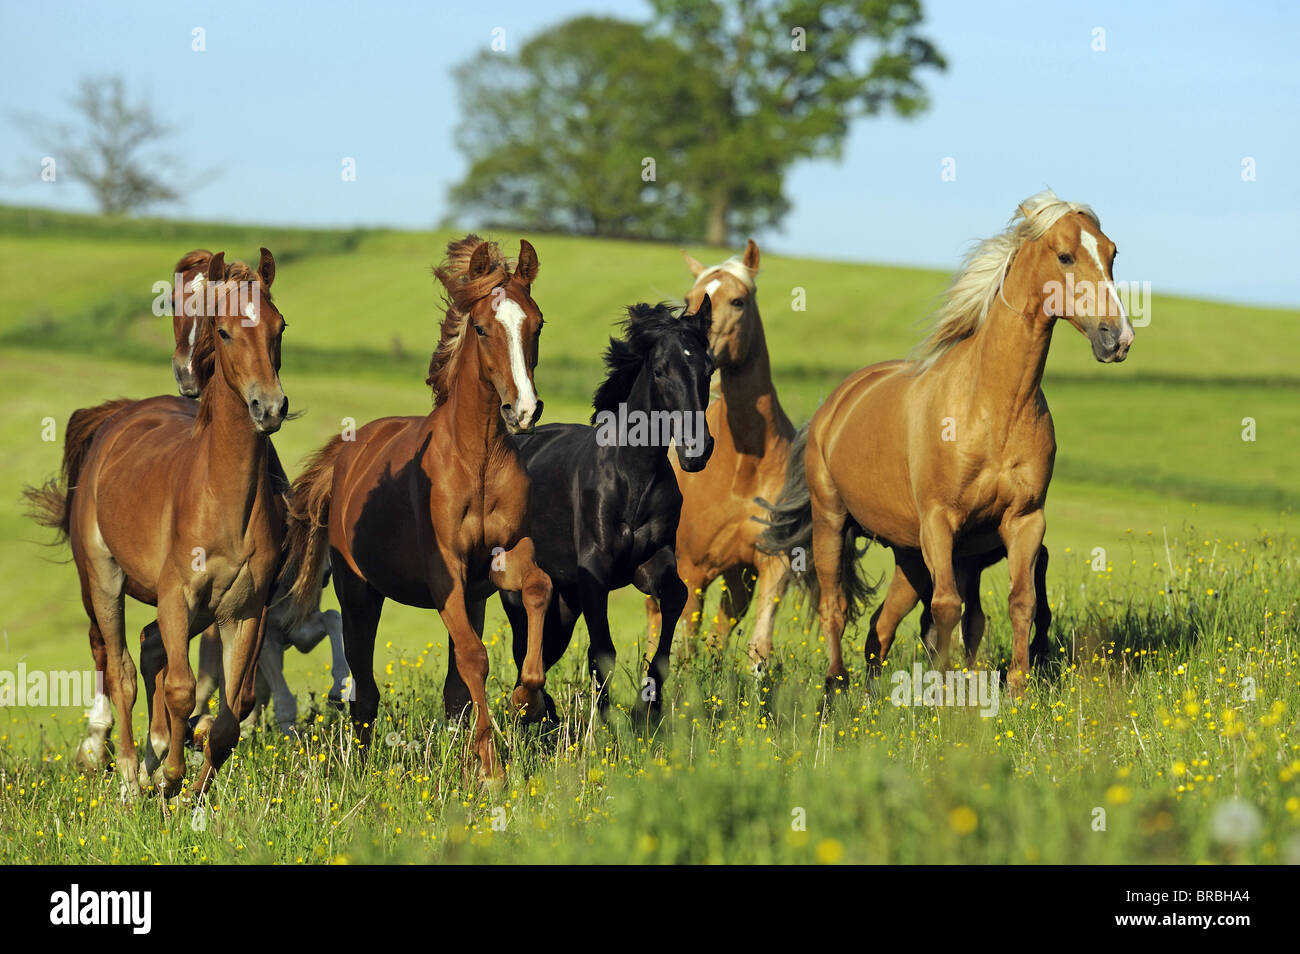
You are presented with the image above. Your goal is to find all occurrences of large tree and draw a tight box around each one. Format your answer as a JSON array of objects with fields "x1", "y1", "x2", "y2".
[
  {"x1": 449, "y1": 3, "x2": 944, "y2": 244},
  {"x1": 651, "y1": 0, "x2": 946, "y2": 243},
  {"x1": 449, "y1": 16, "x2": 722, "y2": 240}
]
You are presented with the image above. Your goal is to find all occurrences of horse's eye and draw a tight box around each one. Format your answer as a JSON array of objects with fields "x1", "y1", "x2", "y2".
[
  {"x1": 474, "y1": 324, "x2": 486, "y2": 337},
  {"x1": 218, "y1": 328, "x2": 232, "y2": 341},
  {"x1": 1057, "y1": 253, "x2": 1074, "y2": 266},
  {"x1": 731, "y1": 298, "x2": 745, "y2": 309}
]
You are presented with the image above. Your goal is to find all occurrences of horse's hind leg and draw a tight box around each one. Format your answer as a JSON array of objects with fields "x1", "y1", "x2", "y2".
[
  {"x1": 190, "y1": 627, "x2": 221, "y2": 720},
  {"x1": 1029, "y1": 545, "x2": 1052, "y2": 667},
  {"x1": 139, "y1": 621, "x2": 169, "y2": 776},
  {"x1": 78, "y1": 555, "x2": 141, "y2": 798},
  {"x1": 959, "y1": 564, "x2": 988, "y2": 669},
  {"x1": 707, "y1": 565, "x2": 753, "y2": 653},
  {"x1": 865, "y1": 553, "x2": 927, "y2": 677},
  {"x1": 671, "y1": 561, "x2": 711, "y2": 661},
  {"x1": 76, "y1": 615, "x2": 114, "y2": 773},
  {"x1": 332, "y1": 553, "x2": 384, "y2": 747},
  {"x1": 807, "y1": 462, "x2": 851, "y2": 692}
]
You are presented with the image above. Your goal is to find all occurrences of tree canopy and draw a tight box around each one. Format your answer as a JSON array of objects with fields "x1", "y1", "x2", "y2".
[{"x1": 449, "y1": 1, "x2": 945, "y2": 244}]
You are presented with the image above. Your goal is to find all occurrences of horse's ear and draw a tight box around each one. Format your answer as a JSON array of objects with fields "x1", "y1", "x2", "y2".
[
  {"x1": 742, "y1": 238, "x2": 760, "y2": 275},
  {"x1": 682, "y1": 249, "x2": 706, "y2": 277},
  {"x1": 468, "y1": 241, "x2": 494, "y2": 280},
  {"x1": 206, "y1": 252, "x2": 226, "y2": 283},
  {"x1": 258, "y1": 247, "x2": 276, "y2": 288},
  {"x1": 515, "y1": 239, "x2": 539, "y2": 285}
]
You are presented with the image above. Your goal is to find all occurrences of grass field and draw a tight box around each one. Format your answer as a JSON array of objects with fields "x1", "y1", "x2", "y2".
[{"x1": 0, "y1": 205, "x2": 1296, "y2": 863}]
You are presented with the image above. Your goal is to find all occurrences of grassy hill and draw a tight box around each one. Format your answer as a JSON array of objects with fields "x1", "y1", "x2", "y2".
[{"x1": 0, "y1": 207, "x2": 1297, "y2": 864}]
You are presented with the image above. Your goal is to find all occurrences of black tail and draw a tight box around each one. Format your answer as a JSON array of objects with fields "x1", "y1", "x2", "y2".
[{"x1": 755, "y1": 421, "x2": 875, "y2": 626}]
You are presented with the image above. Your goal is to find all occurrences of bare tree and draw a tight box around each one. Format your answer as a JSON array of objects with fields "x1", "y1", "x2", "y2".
[{"x1": 15, "y1": 76, "x2": 186, "y2": 214}]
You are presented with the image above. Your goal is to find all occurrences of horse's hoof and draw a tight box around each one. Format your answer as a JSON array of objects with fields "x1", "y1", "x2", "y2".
[
  {"x1": 76, "y1": 739, "x2": 109, "y2": 774},
  {"x1": 509, "y1": 686, "x2": 546, "y2": 724}
]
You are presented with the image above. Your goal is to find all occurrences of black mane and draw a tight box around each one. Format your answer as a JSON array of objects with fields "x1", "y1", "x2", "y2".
[{"x1": 591, "y1": 301, "x2": 709, "y2": 421}]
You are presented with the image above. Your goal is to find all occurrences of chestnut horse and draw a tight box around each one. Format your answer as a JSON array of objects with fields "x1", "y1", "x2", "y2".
[
  {"x1": 760, "y1": 191, "x2": 1133, "y2": 692},
  {"x1": 646, "y1": 240, "x2": 796, "y2": 664},
  {"x1": 283, "y1": 236, "x2": 551, "y2": 781},
  {"x1": 25, "y1": 249, "x2": 289, "y2": 797}
]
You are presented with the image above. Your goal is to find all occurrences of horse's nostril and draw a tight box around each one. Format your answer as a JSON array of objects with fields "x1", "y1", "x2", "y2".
[{"x1": 279, "y1": 397, "x2": 289, "y2": 418}]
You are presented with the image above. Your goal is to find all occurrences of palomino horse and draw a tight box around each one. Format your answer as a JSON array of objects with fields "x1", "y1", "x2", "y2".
[
  {"x1": 760, "y1": 191, "x2": 1133, "y2": 692},
  {"x1": 283, "y1": 236, "x2": 551, "y2": 781},
  {"x1": 489, "y1": 300, "x2": 714, "y2": 722},
  {"x1": 26, "y1": 249, "x2": 289, "y2": 797},
  {"x1": 646, "y1": 240, "x2": 796, "y2": 664}
]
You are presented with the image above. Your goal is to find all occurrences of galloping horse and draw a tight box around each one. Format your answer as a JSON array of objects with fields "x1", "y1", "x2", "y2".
[
  {"x1": 489, "y1": 300, "x2": 714, "y2": 722},
  {"x1": 283, "y1": 236, "x2": 551, "y2": 781},
  {"x1": 760, "y1": 191, "x2": 1133, "y2": 692},
  {"x1": 26, "y1": 249, "x2": 289, "y2": 797},
  {"x1": 646, "y1": 240, "x2": 796, "y2": 664}
]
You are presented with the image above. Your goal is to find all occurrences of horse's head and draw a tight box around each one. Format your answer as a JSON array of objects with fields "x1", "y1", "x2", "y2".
[
  {"x1": 1028, "y1": 209, "x2": 1134, "y2": 363},
  {"x1": 437, "y1": 238, "x2": 544, "y2": 434},
  {"x1": 594, "y1": 299, "x2": 715, "y2": 472},
  {"x1": 170, "y1": 249, "x2": 214, "y2": 397},
  {"x1": 198, "y1": 248, "x2": 288, "y2": 434},
  {"x1": 683, "y1": 239, "x2": 760, "y2": 367}
]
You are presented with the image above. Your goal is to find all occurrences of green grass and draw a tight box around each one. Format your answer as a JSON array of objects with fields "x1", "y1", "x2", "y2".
[{"x1": 0, "y1": 205, "x2": 1297, "y2": 863}]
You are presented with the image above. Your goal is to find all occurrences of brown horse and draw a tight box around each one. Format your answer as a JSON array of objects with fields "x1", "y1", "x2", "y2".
[
  {"x1": 760, "y1": 191, "x2": 1133, "y2": 693},
  {"x1": 26, "y1": 249, "x2": 289, "y2": 798},
  {"x1": 283, "y1": 236, "x2": 551, "y2": 782},
  {"x1": 646, "y1": 240, "x2": 796, "y2": 665}
]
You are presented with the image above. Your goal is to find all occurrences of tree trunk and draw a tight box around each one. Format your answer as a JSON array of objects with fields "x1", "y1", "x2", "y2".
[{"x1": 706, "y1": 190, "x2": 728, "y2": 246}]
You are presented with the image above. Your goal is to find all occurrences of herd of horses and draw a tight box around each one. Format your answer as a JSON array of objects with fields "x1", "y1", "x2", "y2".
[{"x1": 24, "y1": 189, "x2": 1133, "y2": 795}]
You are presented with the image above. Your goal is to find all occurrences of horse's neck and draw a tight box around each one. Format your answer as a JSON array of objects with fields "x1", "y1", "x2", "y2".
[
  {"x1": 958, "y1": 267, "x2": 1054, "y2": 429},
  {"x1": 717, "y1": 309, "x2": 792, "y2": 444},
  {"x1": 200, "y1": 366, "x2": 270, "y2": 523},
  {"x1": 613, "y1": 368, "x2": 670, "y2": 475},
  {"x1": 441, "y1": 342, "x2": 509, "y2": 471}
]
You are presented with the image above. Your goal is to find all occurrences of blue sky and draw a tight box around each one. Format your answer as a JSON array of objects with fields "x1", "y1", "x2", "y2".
[{"x1": 1, "y1": 0, "x2": 1296, "y2": 306}]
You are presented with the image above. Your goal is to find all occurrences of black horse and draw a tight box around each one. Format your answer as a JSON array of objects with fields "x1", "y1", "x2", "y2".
[{"x1": 477, "y1": 299, "x2": 715, "y2": 722}]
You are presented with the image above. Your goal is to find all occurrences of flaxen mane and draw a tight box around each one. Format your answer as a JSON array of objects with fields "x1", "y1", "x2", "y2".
[
  {"x1": 426, "y1": 235, "x2": 514, "y2": 406},
  {"x1": 913, "y1": 189, "x2": 1098, "y2": 368}
]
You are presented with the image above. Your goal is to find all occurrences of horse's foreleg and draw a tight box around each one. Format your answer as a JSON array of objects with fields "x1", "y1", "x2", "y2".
[
  {"x1": 193, "y1": 606, "x2": 267, "y2": 798},
  {"x1": 673, "y1": 562, "x2": 709, "y2": 661},
  {"x1": 577, "y1": 577, "x2": 615, "y2": 716},
  {"x1": 634, "y1": 547, "x2": 685, "y2": 720},
  {"x1": 746, "y1": 556, "x2": 790, "y2": 665},
  {"x1": 138, "y1": 622, "x2": 169, "y2": 776},
  {"x1": 918, "y1": 509, "x2": 961, "y2": 672},
  {"x1": 190, "y1": 627, "x2": 221, "y2": 719},
  {"x1": 999, "y1": 512, "x2": 1047, "y2": 693},
  {"x1": 439, "y1": 592, "x2": 500, "y2": 782},
  {"x1": 490, "y1": 537, "x2": 552, "y2": 724}
]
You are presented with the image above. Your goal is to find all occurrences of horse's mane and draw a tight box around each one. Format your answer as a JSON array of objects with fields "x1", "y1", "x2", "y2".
[
  {"x1": 913, "y1": 189, "x2": 1098, "y2": 367},
  {"x1": 591, "y1": 302, "x2": 710, "y2": 419},
  {"x1": 192, "y1": 258, "x2": 274, "y2": 432},
  {"x1": 426, "y1": 235, "x2": 515, "y2": 406}
]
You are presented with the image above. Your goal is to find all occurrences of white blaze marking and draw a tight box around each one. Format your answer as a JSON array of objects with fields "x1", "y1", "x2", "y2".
[
  {"x1": 704, "y1": 279, "x2": 722, "y2": 298},
  {"x1": 242, "y1": 302, "x2": 258, "y2": 326},
  {"x1": 494, "y1": 299, "x2": 537, "y2": 420},
  {"x1": 1079, "y1": 230, "x2": 1131, "y2": 340}
]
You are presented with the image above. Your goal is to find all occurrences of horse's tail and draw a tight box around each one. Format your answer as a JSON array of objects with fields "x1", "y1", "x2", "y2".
[
  {"x1": 23, "y1": 398, "x2": 134, "y2": 544},
  {"x1": 755, "y1": 421, "x2": 875, "y2": 626},
  {"x1": 283, "y1": 436, "x2": 344, "y2": 625}
]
